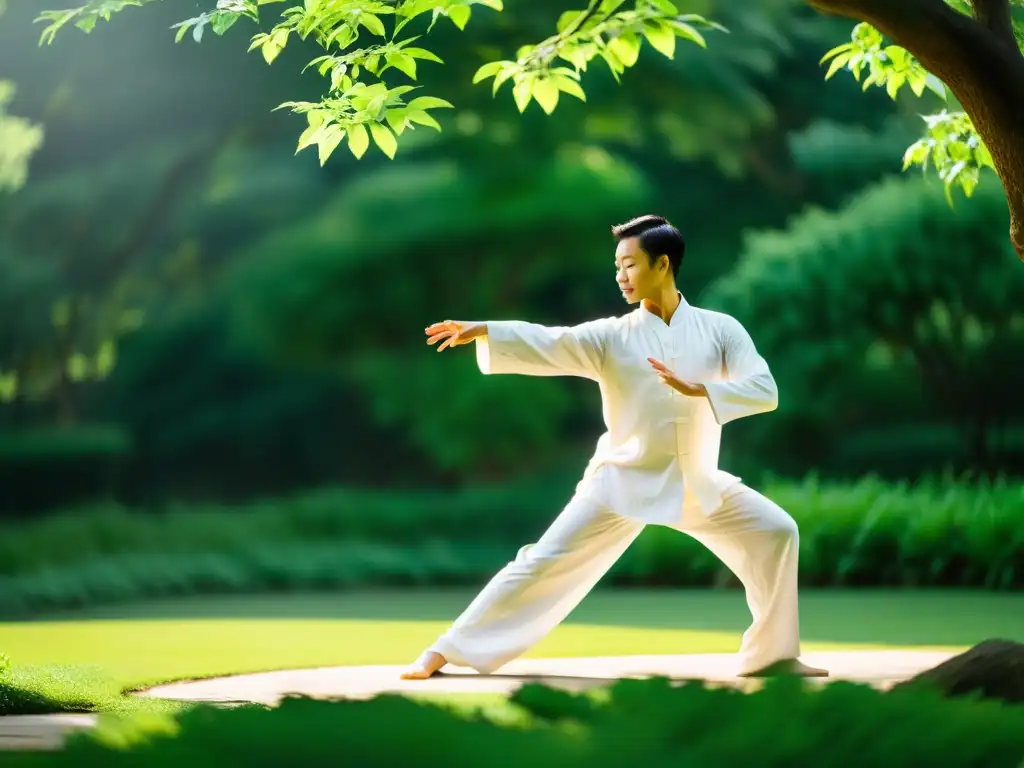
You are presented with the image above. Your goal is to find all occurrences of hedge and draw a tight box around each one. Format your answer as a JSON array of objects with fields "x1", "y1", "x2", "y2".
[
  {"x1": 3, "y1": 678, "x2": 1024, "y2": 767},
  {"x1": 0, "y1": 474, "x2": 1021, "y2": 618}
]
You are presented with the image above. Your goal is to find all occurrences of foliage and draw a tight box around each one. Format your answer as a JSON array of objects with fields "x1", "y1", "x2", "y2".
[
  {"x1": 32, "y1": 0, "x2": 724, "y2": 166},
  {"x1": 818, "y1": 21, "x2": 999, "y2": 206},
  {"x1": 1, "y1": 473, "x2": 1022, "y2": 617},
  {"x1": 0, "y1": 426, "x2": 131, "y2": 515},
  {"x1": 27, "y1": 0, "x2": 1024, "y2": 211},
  {"x1": 4, "y1": 678, "x2": 1024, "y2": 767},
  {"x1": 705, "y1": 174, "x2": 1024, "y2": 471},
  {"x1": 0, "y1": 81, "x2": 44, "y2": 194}
]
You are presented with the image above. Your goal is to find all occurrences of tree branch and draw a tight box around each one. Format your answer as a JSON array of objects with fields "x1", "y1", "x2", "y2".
[
  {"x1": 105, "y1": 128, "x2": 235, "y2": 279},
  {"x1": 807, "y1": 0, "x2": 1024, "y2": 260},
  {"x1": 971, "y1": 0, "x2": 1020, "y2": 52}
]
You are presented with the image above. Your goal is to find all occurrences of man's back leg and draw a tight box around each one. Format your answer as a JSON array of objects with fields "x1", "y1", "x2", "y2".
[{"x1": 674, "y1": 483, "x2": 828, "y2": 678}]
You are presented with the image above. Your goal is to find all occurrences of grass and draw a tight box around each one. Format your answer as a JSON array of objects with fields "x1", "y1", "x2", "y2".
[{"x1": 2, "y1": 588, "x2": 1023, "y2": 717}]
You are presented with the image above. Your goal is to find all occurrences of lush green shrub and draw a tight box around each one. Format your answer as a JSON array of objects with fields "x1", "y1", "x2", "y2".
[
  {"x1": 0, "y1": 474, "x2": 1021, "y2": 617},
  {"x1": 704, "y1": 175, "x2": 1024, "y2": 478},
  {"x1": 6, "y1": 678, "x2": 1024, "y2": 767},
  {"x1": 0, "y1": 425, "x2": 130, "y2": 516}
]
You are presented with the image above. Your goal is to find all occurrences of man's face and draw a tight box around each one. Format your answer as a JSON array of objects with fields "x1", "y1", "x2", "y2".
[{"x1": 615, "y1": 236, "x2": 667, "y2": 305}]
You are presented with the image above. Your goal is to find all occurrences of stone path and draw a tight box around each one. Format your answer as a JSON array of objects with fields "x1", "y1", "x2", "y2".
[
  {"x1": 1, "y1": 650, "x2": 955, "y2": 751},
  {"x1": 0, "y1": 714, "x2": 98, "y2": 752},
  {"x1": 140, "y1": 649, "x2": 955, "y2": 705}
]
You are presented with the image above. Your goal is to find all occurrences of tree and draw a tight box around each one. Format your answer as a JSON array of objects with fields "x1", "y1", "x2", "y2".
[
  {"x1": 27, "y1": 0, "x2": 1024, "y2": 258},
  {"x1": 811, "y1": 1, "x2": 1024, "y2": 260}
]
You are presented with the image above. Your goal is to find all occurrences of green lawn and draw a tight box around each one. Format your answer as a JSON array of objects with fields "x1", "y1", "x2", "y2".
[{"x1": 2, "y1": 588, "x2": 1022, "y2": 717}]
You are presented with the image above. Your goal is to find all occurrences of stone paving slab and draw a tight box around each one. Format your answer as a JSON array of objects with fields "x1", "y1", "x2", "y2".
[{"x1": 140, "y1": 650, "x2": 956, "y2": 706}]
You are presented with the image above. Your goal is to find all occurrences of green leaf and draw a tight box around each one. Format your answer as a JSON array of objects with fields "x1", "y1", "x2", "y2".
[
  {"x1": 553, "y1": 75, "x2": 586, "y2": 102},
  {"x1": 492, "y1": 67, "x2": 514, "y2": 95},
  {"x1": 907, "y1": 69, "x2": 927, "y2": 97},
  {"x1": 367, "y1": 94, "x2": 387, "y2": 118},
  {"x1": 405, "y1": 96, "x2": 454, "y2": 110},
  {"x1": 296, "y1": 121, "x2": 324, "y2": 153},
  {"x1": 369, "y1": 122, "x2": 397, "y2": 158},
  {"x1": 448, "y1": 5, "x2": 470, "y2": 30},
  {"x1": 472, "y1": 60, "x2": 504, "y2": 83},
  {"x1": 347, "y1": 123, "x2": 369, "y2": 158},
  {"x1": 360, "y1": 13, "x2": 385, "y2": 36},
  {"x1": 608, "y1": 33, "x2": 640, "y2": 67},
  {"x1": 644, "y1": 22, "x2": 675, "y2": 59},
  {"x1": 262, "y1": 30, "x2": 286, "y2": 64},
  {"x1": 385, "y1": 107, "x2": 408, "y2": 134},
  {"x1": 407, "y1": 109, "x2": 441, "y2": 130},
  {"x1": 389, "y1": 52, "x2": 417, "y2": 78},
  {"x1": 404, "y1": 47, "x2": 442, "y2": 63},
  {"x1": 211, "y1": 12, "x2": 238, "y2": 35},
  {"x1": 886, "y1": 71, "x2": 905, "y2": 100},
  {"x1": 318, "y1": 125, "x2": 344, "y2": 166},
  {"x1": 75, "y1": 14, "x2": 97, "y2": 33},
  {"x1": 819, "y1": 42, "x2": 853, "y2": 65},
  {"x1": 533, "y1": 78, "x2": 559, "y2": 114},
  {"x1": 557, "y1": 10, "x2": 584, "y2": 33},
  {"x1": 330, "y1": 65, "x2": 348, "y2": 92},
  {"x1": 924, "y1": 73, "x2": 946, "y2": 100},
  {"x1": 512, "y1": 79, "x2": 532, "y2": 112},
  {"x1": 824, "y1": 52, "x2": 850, "y2": 80},
  {"x1": 599, "y1": 47, "x2": 623, "y2": 81},
  {"x1": 668, "y1": 20, "x2": 706, "y2": 48}
]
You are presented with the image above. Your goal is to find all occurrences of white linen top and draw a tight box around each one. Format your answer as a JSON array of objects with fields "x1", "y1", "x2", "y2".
[{"x1": 474, "y1": 295, "x2": 778, "y2": 524}]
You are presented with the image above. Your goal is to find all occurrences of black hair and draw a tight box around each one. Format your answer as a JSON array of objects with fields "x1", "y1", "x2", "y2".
[{"x1": 611, "y1": 214, "x2": 685, "y2": 277}]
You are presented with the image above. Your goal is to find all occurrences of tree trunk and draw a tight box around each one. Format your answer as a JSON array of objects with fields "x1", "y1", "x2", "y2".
[
  {"x1": 807, "y1": 0, "x2": 1024, "y2": 260},
  {"x1": 891, "y1": 639, "x2": 1024, "y2": 705}
]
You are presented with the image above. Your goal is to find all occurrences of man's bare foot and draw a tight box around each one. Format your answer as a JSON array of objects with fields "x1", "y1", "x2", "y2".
[
  {"x1": 400, "y1": 651, "x2": 448, "y2": 680},
  {"x1": 738, "y1": 658, "x2": 830, "y2": 678}
]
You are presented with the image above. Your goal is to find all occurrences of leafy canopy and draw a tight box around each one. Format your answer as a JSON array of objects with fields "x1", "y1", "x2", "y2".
[
  {"x1": 33, "y1": 0, "x2": 723, "y2": 166},
  {"x1": 28, "y1": 0, "x2": 1024, "y2": 201}
]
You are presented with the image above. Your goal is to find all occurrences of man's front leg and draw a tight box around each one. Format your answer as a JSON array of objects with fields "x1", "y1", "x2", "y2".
[{"x1": 398, "y1": 491, "x2": 644, "y2": 680}]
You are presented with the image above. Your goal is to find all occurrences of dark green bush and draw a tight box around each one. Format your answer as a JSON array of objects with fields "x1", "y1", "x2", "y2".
[
  {"x1": 0, "y1": 426, "x2": 130, "y2": 516},
  {"x1": 4, "y1": 678, "x2": 1023, "y2": 767},
  {"x1": 0, "y1": 474, "x2": 1021, "y2": 617}
]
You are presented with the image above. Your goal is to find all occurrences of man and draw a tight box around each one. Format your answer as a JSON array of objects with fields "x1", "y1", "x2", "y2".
[{"x1": 403, "y1": 215, "x2": 827, "y2": 681}]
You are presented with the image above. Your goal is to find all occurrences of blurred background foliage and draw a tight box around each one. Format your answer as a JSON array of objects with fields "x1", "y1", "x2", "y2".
[{"x1": 0, "y1": 0, "x2": 1017, "y2": 524}]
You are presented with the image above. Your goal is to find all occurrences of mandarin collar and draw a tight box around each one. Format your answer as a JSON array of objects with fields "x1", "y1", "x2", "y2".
[{"x1": 636, "y1": 292, "x2": 690, "y2": 329}]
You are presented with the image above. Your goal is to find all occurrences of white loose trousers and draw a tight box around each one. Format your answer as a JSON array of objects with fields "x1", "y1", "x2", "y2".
[{"x1": 430, "y1": 477, "x2": 801, "y2": 677}]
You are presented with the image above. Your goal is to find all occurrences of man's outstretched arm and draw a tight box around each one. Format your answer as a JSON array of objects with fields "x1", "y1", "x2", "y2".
[
  {"x1": 702, "y1": 315, "x2": 779, "y2": 425},
  {"x1": 425, "y1": 318, "x2": 609, "y2": 381}
]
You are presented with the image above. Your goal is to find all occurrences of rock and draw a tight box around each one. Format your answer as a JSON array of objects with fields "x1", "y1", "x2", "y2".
[{"x1": 890, "y1": 638, "x2": 1024, "y2": 705}]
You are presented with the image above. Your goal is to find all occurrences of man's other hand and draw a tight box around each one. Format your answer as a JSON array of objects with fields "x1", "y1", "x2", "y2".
[{"x1": 648, "y1": 357, "x2": 707, "y2": 398}]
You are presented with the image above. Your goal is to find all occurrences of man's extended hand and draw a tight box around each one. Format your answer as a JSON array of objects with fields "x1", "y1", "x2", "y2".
[
  {"x1": 648, "y1": 358, "x2": 707, "y2": 398},
  {"x1": 425, "y1": 320, "x2": 487, "y2": 352}
]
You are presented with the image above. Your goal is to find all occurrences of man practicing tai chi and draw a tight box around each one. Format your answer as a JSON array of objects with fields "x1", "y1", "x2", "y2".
[{"x1": 403, "y1": 215, "x2": 827, "y2": 681}]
